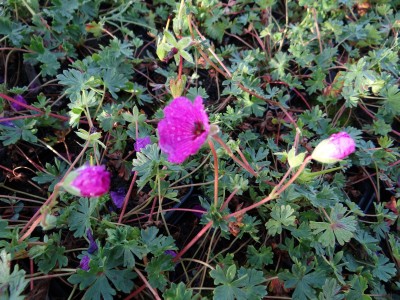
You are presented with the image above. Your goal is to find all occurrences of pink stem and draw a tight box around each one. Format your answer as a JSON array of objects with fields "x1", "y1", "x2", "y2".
[{"x1": 118, "y1": 171, "x2": 138, "y2": 224}]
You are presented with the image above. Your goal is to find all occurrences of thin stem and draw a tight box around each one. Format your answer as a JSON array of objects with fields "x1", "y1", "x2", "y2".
[
  {"x1": 173, "y1": 221, "x2": 213, "y2": 262},
  {"x1": 230, "y1": 156, "x2": 313, "y2": 218},
  {"x1": 19, "y1": 141, "x2": 90, "y2": 240},
  {"x1": 208, "y1": 139, "x2": 219, "y2": 206},
  {"x1": 220, "y1": 188, "x2": 239, "y2": 210},
  {"x1": 133, "y1": 267, "x2": 161, "y2": 300},
  {"x1": 178, "y1": 55, "x2": 183, "y2": 81},
  {"x1": 118, "y1": 171, "x2": 138, "y2": 224},
  {"x1": 212, "y1": 135, "x2": 257, "y2": 177}
]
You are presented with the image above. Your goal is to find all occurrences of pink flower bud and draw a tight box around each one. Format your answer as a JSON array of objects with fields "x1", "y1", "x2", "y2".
[
  {"x1": 311, "y1": 132, "x2": 356, "y2": 164},
  {"x1": 63, "y1": 165, "x2": 111, "y2": 197}
]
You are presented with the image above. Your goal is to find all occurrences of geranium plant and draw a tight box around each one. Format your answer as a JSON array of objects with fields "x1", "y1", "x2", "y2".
[{"x1": 0, "y1": 1, "x2": 399, "y2": 300}]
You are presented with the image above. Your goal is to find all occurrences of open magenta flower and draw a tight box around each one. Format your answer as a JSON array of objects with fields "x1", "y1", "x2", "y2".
[
  {"x1": 134, "y1": 136, "x2": 151, "y2": 152},
  {"x1": 158, "y1": 96, "x2": 210, "y2": 163},
  {"x1": 63, "y1": 165, "x2": 111, "y2": 197},
  {"x1": 311, "y1": 132, "x2": 356, "y2": 164}
]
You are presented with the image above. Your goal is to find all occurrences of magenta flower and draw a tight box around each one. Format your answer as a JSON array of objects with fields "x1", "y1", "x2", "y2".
[
  {"x1": 63, "y1": 165, "x2": 111, "y2": 197},
  {"x1": 311, "y1": 132, "x2": 356, "y2": 164},
  {"x1": 11, "y1": 95, "x2": 27, "y2": 111},
  {"x1": 158, "y1": 96, "x2": 210, "y2": 163},
  {"x1": 80, "y1": 255, "x2": 90, "y2": 271},
  {"x1": 134, "y1": 136, "x2": 151, "y2": 152}
]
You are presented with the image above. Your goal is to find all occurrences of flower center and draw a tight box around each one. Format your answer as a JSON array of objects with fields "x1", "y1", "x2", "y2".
[{"x1": 193, "y1": 121, "x2": 205, "y2": 139}]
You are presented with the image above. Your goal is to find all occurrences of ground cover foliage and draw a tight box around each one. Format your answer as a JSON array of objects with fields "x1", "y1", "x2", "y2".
[{"x1": 0, "y1": 0, "x2": 399, "y2": 299}]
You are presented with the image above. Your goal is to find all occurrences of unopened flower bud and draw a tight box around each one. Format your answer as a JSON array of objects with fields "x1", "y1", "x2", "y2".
[
  {"x1": 311, "y1": 132, "x2": 356, "y2": 164},
  {"x1": 63, "y1": 165, "x2": 110, "y2": 197}
]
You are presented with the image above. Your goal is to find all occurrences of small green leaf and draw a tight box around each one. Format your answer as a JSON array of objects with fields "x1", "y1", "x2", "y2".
[
  {"x1": 310, "y1": 203, "x2": 357, "y2": 248},
  {"x1": 246, "y1": 245, "x2": 274, "y2": 269},
  {"x1": 265, "y1": 205, "x2": 296, "y2": 236},
  {"x1": 287, "y1": 148, "x2": 306, "y2": 168},
  {"x1": 164, "y1": 282, "x2": 197, "y2": 300}
]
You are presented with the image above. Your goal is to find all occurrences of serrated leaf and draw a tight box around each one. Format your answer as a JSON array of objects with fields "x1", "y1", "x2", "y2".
[
  {"x1": 68, "y1": 198, "x2": 97, "y2": 237},
  {"x1": 310, "y1": 203, "x2": 357, "y2": 248},
  {"x1": 318, "y1": 278, "x2": 344, "y2": 300},
  {"x1": 372, "y1": 254, "x2": 396, "y2": 282},
  {"x1": 279, "y1": 261, "x2": 325, "y2": 300},
  {"x1": 210, "y1": 265, "x2": 267, "y2": 300},
  {"x1": 0, "y1": 250, "x2": 29, "y2": 300},
  {"x1": 246, "y1": 245, "x2": 274, "y2": 269},
  {"x1": 265, "y1": 205, "x2": 296, "y2": 236},
  {"x1": 163, "y1": 282, "x2": 195, "y2": 300},
  {"x1": 145, "y1": 254, "x2": 175, "y2": 291}
]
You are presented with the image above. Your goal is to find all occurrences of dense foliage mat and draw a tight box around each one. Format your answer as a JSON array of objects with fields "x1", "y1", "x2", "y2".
[{"x1": 0, "y1": 0, "x2": 399, "y2": 299}]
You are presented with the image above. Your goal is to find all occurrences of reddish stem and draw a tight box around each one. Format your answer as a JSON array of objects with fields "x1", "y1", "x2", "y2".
[
  {"x1": 124, "y1": 284, "x2": 146, "y2": 300},
  {"x1": 30, "y1": 258, "x2": 34, "y2": 290},
  {"x1": 173, "y1": 221, "x2": 213, "y2": 262},
  {"x1": 229, "y1": 156, "x2": 313, "y2": 218},
  {"x1": 0, "y1": 93, "x2": 89, "y2": 124},
  {"x1": 212, "y1": 135, "x2": 258, "y2": 177},
  {"x1": 118, "y1": 171, "x2": 138, "y2": 224},
  {"x1": 178, "y1": 55, "x2": 183, "y2": 81}
]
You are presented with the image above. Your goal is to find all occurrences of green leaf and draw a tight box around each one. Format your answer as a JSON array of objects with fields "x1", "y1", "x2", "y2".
[
  {"x1": 32, "y1": 159, "x2": 68, "y2": 192},
  {"x1": 0, "y1": 17, "x2": 30, "y2": 47},
  {"x1": 24, "y1": 36, "x2": 63, "y2": 76},
  {"x1": 163, "y1": 282, "x2": 197, "y2": 300},
  {"x1": 310, "y1": 203, "x2": 357, "y2": 248},
  {"x1": 102, "y1": 69, "x2": 128, "y2": 99},
  {"x1": 346, "y1": 275, "x2": 371, "y2": 300},
  {"x1": 106, "y1": 226, "x2": 142, "y2": 269},
  {"x1": 57, "y1": 69, "x2": 97, "y2": 100},
  {"x1": 246, "y1": 245, "x2": 274, "y2": 269},
  {"x1": 68, "y1": 198, "x2": 97, "y2": 238},
  {"x1": 97, "y1": 103, "x2": 126, "y2": 132},
  {"x1": 140, "y1": 227, "x2": 177, "y2": 256},
  {"x1": 145, "y1": 254, "x2": 175, "y2": 291},
  {"x1": 372, "y1": 254, "x2": 396, "y2": 282},
  {"x1": 0, "y1": 119, "x2": 38, "y2": 145},
  {"x1": 29, "y1": 233, "x2": 68, "y2": 274},
  {"x1": 279, "y1": 260, "x2": 325, "y2": 300},
  {"x1": 132, "y1": 144, "x2": 164, "y2": 190},
  {"x1": 0, "y1": 219, "x2": 12, "y2": 240},
  {"x1": 0, "y1": 250, "x2": 29, "y2": 300},
  {"x1": 68, "y1": 250, "x2": 136, "y2": 300},
  {"x1": 210, "y1": 265, "x2": 267, "y2": 300},
  {"x1": 265, "y1": 205, "x2": 296, "y2": 236},
  {"x1": 380, "y1": 85, "x2": 400, "y2": 116},
  {"x1": 318, "y1": 278, "x2": 344, "y2": 300},
  {"x1": 287, "y1": 148, "x2": 306, "y2": 168}
]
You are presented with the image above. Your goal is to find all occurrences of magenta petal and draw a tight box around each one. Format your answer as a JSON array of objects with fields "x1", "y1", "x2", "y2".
[{"x1": 158, "y1": 96, "x2": 210, "y2": 163}]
